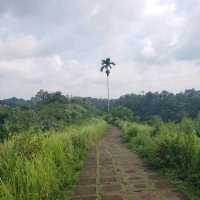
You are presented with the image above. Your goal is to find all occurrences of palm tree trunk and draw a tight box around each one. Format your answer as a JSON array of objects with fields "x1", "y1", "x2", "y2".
[{"x1": 107, "y1": 75, "x2": 110, "y2": 113}]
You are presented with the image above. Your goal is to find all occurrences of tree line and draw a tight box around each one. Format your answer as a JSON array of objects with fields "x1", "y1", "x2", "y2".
[
  {"x1": 86, "y1": 89, "x2": 200, "y2": 122},
  {"x1": 0, "y1": 90, "x2": 97, "y2": 141}
]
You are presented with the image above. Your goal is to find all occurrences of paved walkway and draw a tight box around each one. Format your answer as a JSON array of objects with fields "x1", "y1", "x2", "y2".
[{"x1": 72, "y1": 126, "x2": 185, "y2": 200}]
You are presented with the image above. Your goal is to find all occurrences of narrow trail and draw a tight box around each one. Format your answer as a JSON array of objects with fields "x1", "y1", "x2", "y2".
[{"x1": 72, "y1": 126, "x2": 185, "y2": 200}]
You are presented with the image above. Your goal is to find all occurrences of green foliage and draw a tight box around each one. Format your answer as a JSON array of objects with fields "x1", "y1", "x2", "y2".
[
  {"x1": 88, "y1": 89, "x2": 200, "y2": 122},
  {"x1": 118, "y1": 119, "x2": 200, "y2": 198},
  {"x1": 0, "y1": 119, "x2": 107, "y2": 200},
  {"x1": 0, "y1": 106, "x2": 11, "y2": 140},
  {"x1": 111, "y1": 106, "x2": 134, "y2": 121},
  {"x1": 103, "y1": 106, "x2": 135, "y2": 125},
  {"x1": 119, "y1": 121, "x2": 152, "y2": 142},
  {"x1": 0, "y1": 89, "x2": 101, "y2": 141},
  {"x1": 4, "y1": 89, "x2": 200, "y2": 123}
]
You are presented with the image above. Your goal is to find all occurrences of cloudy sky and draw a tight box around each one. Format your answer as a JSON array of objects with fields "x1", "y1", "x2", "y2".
[{"x1": 0, "y1": 0, "x2": 200, "y2": 99}]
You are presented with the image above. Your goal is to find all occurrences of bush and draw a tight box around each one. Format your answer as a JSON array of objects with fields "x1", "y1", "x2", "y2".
[
  {"x1": 111, "y1": 106, "x2": 134, "y2": 121},
  {"x1": 119, "y1": 121, "x2": 153, "y2": 142},
  {"x1": 104, "y1": 106, "x2": 135, "y2": 125},
  {"x1": 119, "y1": 120, "x2": 200, "y2": 198}
]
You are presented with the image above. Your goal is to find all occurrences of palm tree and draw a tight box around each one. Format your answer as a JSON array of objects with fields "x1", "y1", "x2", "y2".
[{"x1": 100, "y1": 58, "x2": 116, "y2": 112}]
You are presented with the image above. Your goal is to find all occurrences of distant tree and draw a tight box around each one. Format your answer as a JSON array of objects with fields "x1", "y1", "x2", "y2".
[
  {"x1": 34, "y1": 90, "x2": 49, "y2": 102},
  {"x1": 0, "y1": 97, "x2": 30, "y2": 109},
  {"x1": 47, "y1": 91, "x2": 67, "y2": 103},
  {"x1": 0, "y1": 106, "x2": 11, "y2": 140},
  {"x1": 111, "y1": 106, "x2": 134, "y2": 121},
  {"x1": 100, "y1": 58, "x2": 116, "y2": 112}
]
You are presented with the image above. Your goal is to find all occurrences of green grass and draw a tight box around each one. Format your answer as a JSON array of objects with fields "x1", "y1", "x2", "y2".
[
  {"x1": 117, "y1": 120, "x2": 200, "y2": 200},
  {"x1": 0, "y1": 119, "x2": 107, "y2": 200}
]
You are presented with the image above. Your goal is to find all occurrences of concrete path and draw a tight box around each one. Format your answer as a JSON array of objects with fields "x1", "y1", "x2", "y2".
[{"x1": 72, "y1": 126, "x2": 185, "y2": 200}]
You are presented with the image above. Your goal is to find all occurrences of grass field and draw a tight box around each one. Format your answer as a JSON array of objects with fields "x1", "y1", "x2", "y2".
[{"x1": 0, "y1": 119, "x2": 107, "y2": 200}]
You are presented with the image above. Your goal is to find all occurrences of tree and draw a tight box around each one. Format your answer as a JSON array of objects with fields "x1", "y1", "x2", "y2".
[
  {"x1": 100, "y1": 58, "x2": 116, "y2": 112},
  {"x1": 111, "y1": 106, "x2": 134, "y2": 121},
  {"x1": 34, "y1": 90, "x2": 49, "y2": 102},
  {"x1": 0, "y1": 106, "x2": 11, "y2": 140}
]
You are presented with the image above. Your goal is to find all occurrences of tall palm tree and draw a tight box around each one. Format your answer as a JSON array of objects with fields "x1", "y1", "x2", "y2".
[{"x1": 100, "y1": 58, "x2": 116, "y2": 112}]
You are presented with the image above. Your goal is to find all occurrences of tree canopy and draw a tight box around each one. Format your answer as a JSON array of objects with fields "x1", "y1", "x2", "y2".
[{"x1": 86, "y1": 89, "x2": 200, "y2": 122}]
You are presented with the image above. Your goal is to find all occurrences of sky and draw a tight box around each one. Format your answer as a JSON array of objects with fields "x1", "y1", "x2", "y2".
[{"x1": 0, "y1": 0, "x2": 200, "y2": 99}]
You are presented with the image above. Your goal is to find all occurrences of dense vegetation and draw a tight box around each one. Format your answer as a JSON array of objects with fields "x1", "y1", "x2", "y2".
[
  {"x1": 2, "y1": 88, "x2": 200, "y2": 199},
  {"x1": 0, "y1": 90, "x2": 97, "y2": 141},
  {"x1": 0, "y1": 90, "x2": 106, "y2": 200},
  {"x1": 3, "y1": 89, "x2": 200, "y2": 127},
  {"x1": 88, "y1": 89, "x2": 200, "y2": 122},
  {"x1": 0, "y1": 119, "x2": 106, "y2": 200},
  {"x1": 115, "y1": 118, "x2": 200, "y2": 200}
]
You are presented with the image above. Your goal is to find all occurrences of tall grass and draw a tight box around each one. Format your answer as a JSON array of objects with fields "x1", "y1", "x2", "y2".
[
  {"x1": 117, "y1": 120, "x2": 200, "y2": 199},
  {"x1": 0, "y1": 119, "x2": 107, "y2": 200}
]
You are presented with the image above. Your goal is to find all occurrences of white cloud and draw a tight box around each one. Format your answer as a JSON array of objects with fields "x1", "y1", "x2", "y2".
[
  {"x1": 141, "y1": 39, "x2": 157, "y2": 59},
  {"x1": 145, "y1": 0, "x2": 176, "y2": 16},
  {"x1": 0, "y1": 34, "x2": 41, "y2": 59},
  {"x1": 0, "y1": 0, "x2": 200, "y2": 99}
]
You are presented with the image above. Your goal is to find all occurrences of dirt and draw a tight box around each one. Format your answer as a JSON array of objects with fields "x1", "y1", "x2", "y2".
[{"x1": 72, "y1": 126, "x2": 186, "y2": 200}]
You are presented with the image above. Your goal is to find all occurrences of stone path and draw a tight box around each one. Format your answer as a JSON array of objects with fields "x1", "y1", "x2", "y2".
[{"x1": 72, "y1": 126, "x2": 186, "y2": 200}]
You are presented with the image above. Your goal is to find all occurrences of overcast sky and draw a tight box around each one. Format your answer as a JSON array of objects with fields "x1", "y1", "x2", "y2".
[{"x1": 0, "y1": 0, "x2": 200, "y2": 99}]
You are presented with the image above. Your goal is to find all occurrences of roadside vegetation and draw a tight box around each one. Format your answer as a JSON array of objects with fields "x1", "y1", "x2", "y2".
[
  {"x1": 0, "y1": 119, "x2": 106, "y2": 200},
  {"x1": 112, "y1": 111, "x2": 200, "y2": 199},
  {"x1": 2, "y1": 89, "x2": 200, "y2": 200},
  {"x1": 0, "y1": 90, "x2": 106, "y2": 200}
]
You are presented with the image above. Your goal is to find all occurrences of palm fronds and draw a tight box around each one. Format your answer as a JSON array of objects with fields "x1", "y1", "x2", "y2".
[{"x1": 100, "y1": 58, "x2": 115, "y2": 76}]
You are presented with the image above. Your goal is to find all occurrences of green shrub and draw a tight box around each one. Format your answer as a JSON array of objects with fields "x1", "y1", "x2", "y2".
[
  {"x1": 119, "y1": 120, "x2": 200, "y2": 198},
  {"x1": 111, "y1": 106, "x2": 134, "y2": 121},
  {"x1": 120, "y1": 122, "x2": 153, "y2": 142}
]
